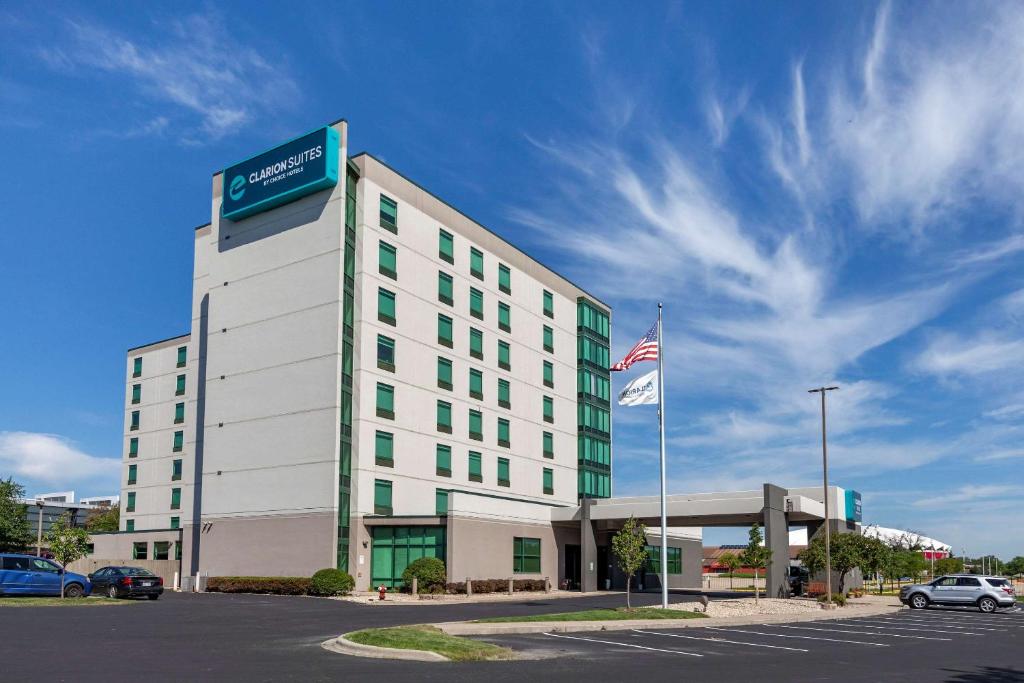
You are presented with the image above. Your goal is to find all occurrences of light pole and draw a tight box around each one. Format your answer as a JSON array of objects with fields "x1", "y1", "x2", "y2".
[
  {"x1": 35, "y1": 500, "x2": 44, "y2": 556},
  {"x1": 809, "y1": 386, "x2": 839, "y2": 608}
]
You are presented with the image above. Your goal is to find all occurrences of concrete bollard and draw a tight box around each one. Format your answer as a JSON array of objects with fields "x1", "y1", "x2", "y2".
[
  {"x1": 545, "y1": 576, "x2": 551, "y2": 593},
  {"x1": 466, "y1": 578, "x2": 472, "y2": 596},
  {"x1": 412, "y1": 577, "x2": 418, "y2": 596},
  {"x1": 508, "y1": 577, "x2": 514, "y2": 595}
]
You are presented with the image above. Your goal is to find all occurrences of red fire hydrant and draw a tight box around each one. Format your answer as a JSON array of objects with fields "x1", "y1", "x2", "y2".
[{"x1": 378, "y1": 584, "x2": 387, "y2": 601}]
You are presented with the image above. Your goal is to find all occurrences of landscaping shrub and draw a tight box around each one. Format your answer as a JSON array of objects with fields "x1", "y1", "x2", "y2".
[
  {"x1": 817, "y1": 592, "x2": 847, "y2": 606},
  {"x1": 443, "y1": 578, "x2": 547, "y2": 594},
  {"x1": 206, "y1": 576, "x2": 310, "y2": 595},
  {"x1": 400, "y1": 557, "x2": 447, "y2": 592},
  {"x1": 309, "y1": 568, "x2": 355, "y2": 596}
]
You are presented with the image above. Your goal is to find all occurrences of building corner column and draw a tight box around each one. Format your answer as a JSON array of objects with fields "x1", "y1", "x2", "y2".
[
  {"x1": 763, "y1": 483, "x2": 790, "y2": 598},
  {"x1": 580, "y1": 499, "x2": 598, "y2": 593}
]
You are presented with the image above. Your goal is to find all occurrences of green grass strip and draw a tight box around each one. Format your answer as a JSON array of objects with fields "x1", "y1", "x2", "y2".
[
  {"x1": 346, "y1": 626, "x2": 514, "y2": 661},
  {"x1": 476, "y1": 607, "x2": 708, "y2": 623},
  {"x1": 0, "y1": 596, "x2": 127, "y2": 607}
]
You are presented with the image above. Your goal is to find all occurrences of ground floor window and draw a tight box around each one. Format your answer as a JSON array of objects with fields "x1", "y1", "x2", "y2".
[
  {"x1": 132, "y1": 542, "x2": 147, "y2": 560},
  {"x1": 645, "y1": 545, "x2": 682, "y2": 574},
  {"x1": 513, "y1": 537, "x2": 541, "y2": 573},
  {"x1": 371, "y1": 526, "x2": 446, "y2": 589},
  {"x1": 154, "y1": 541, "x2": 170, "y2": 560}
]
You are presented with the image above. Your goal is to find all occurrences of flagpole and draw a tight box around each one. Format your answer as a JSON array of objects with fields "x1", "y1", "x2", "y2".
[{"x1": 657, "y1": 302, "x2": 668, "y2": 609}]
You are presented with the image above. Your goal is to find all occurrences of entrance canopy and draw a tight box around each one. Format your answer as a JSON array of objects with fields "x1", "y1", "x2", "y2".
[{"x1": 551, "y1": 488, "x2": 826, "y2": 527}]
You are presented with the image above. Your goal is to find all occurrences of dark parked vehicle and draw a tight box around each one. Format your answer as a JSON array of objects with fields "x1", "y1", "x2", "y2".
[
  {"x1": 788, "y1": 566, "x2": 809, "y2": 596},
  {"x1": 0, "y1": 553, "x2": 92, "y2": 597},
  {"x1": 88, "y1": 566, "x2": 164, "y2": 599}
]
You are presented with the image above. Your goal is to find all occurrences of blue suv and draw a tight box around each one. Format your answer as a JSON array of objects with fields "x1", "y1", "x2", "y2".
[{"x1": 0, "y1": 553, "x2": 93, "y2": 597}]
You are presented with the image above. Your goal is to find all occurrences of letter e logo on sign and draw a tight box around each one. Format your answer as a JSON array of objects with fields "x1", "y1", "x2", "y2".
[{"x1": 229, "y1": 175, "x2": 246, "y2": 201}]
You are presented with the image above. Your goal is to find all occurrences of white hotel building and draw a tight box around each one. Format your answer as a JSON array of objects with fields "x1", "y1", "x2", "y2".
[{"x1": 111, "y1": 119, "x2": 666, "y2": 591}]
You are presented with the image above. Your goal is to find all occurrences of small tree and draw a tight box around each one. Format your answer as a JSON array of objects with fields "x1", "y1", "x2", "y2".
[
  {"x1": 84, "y1": 506, "x2": 119, "y2": 533},
  {"x1": 719, "y1": 551, "x2": 741, "y2": 589},
  {"x1": 935, "y1": 557, "x2": 964, "y2": 576},
  {"x1": 611, "y1": 515, "x2": 648, "y2": 610},
  {"x1": 0, "y1": 477, "x2": 32, "y2": 553},
  {"x1": 45, "y1": 513, "x2": 91, "y2": 598},
  {"x1": 739, "y1": 524, "x2": 772, "y2": 603}
]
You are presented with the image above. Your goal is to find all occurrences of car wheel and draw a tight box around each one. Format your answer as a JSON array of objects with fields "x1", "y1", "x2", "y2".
[
  {"x1": 147, "y1": 594, "x2": 160, "y2": 601},
  {"x1": 979, "y1": 597, "x2": 997, "y2": 613},
  {"x1": 108, "y1": 585, "x2": 119, "y2": 599},
  {"x1": 909, "y1": 593, "x2": 929, "y2": 609},
  {"x1": 63, "y1": 583, "x2": 84, "y2": 598}
]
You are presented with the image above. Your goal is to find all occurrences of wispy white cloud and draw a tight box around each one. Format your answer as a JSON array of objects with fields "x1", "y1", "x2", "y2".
[
  {"x1": 915, "y1": 334, "x2": 1024, "y2": 378},
  {"x1": 38, "y1": 11, "x2": 300, "y2": 143},
  {"x1": 0, "y1": 431, "x2": 119, "y2": 493}
]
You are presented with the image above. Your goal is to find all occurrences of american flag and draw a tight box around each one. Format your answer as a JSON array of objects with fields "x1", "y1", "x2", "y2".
[{"x1": 610, "y1": 321, "x2": 658, "y2": 371}]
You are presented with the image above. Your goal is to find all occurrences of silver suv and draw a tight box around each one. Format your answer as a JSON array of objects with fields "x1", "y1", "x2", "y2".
[{"x1": 900, "y1": 575, "x2": 1016, "y2": 613}]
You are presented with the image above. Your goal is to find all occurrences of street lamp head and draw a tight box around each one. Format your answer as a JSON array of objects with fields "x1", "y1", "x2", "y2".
[{"x1": 807, "y1": 386, "x2": 840, "y2": 393}]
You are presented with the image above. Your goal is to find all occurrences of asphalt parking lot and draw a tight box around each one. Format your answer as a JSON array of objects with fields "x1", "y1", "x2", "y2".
[
  {"x1": 0, "y1": 592, "x2": 1021, "y2": 682},
  {"x1": 476, "y1": 604, "x2": 1024, "y2": 681}
]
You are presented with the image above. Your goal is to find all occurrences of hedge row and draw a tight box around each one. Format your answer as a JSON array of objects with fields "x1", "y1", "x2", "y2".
[
  {"x1": 207, "y1": 576, "x2": 311, "y2": 595},
  {"x1": 445, "y1": 578, "x2": 547, "y2": 594}
]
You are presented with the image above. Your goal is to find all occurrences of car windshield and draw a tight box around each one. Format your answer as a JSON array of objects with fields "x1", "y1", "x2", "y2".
[{"x1": 122, "y1": 568, "x2": 155, "y2": 576}]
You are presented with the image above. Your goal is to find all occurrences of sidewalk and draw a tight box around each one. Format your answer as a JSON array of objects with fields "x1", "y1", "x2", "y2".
[{"x1": 437, "y1": 595, "x2": 904, "y2": 636}]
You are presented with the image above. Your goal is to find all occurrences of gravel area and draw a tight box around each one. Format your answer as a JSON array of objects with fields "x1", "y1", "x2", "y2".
[{"x1": 657, "y1": 597, "x2": 822, "y2": 618}]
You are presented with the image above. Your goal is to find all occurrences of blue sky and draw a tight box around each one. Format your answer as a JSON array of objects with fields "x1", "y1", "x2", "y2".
[{"x1": 2, "y1": 2, "x2": 1022, "y2": 557}]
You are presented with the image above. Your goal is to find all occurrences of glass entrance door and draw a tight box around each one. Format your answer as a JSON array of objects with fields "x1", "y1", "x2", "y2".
[{"x1": 370, "y1": 526, "x2": 446, "y2": 588}]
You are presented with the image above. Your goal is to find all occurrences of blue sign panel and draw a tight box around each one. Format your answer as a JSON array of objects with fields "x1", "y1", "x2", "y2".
[
  {"x1": 844, "y1": 490, "x2": 862, "y2": 523},
  {"x1": 221, "y1": 126, "x2": 340, "y2": 221}
]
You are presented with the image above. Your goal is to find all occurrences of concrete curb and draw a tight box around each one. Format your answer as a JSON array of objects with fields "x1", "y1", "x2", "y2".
[
  {"x1": 438, "y1": 602, "x2": 904, "y2": 636},
  {"x1": 321, "y1": 634, "x2": 449, "y2": 662}
]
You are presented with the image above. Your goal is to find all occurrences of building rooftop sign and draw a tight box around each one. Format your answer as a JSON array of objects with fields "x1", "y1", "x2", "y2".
[{"x1": 221, "y1": 126, "x2": 340, "y2": 221}]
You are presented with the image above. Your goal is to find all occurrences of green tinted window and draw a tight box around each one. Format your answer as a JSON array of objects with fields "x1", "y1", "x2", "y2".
[
  {"x1": 498, "y1": 302, "x2": 511, "y2": 331},
  {"x1": 438, "y1": 271, "x2": 454, "y2": 304},
  {"x1": 131, "y1": 384, "x2": 141, "y2": 404},
  {"x1": 170, "y1": 488, "x2": 181, "y2": 510},
  {"x1": 437, "y1": 400, "x2": 452, "y2": 429},
  {"x1": 498, "y1": 340, "x2": 510, "y2": 369},
  {"x1": 132, "y1": 357, "x2": 142, "y2": 377},
  {"x1": 439, "y1": 229, "x2": 454, "y2": 263},
  {"x1": 543, "y1": 361, "x2": 554, "y2": 387},
  {"x1": 131, "y1": 410, "x2": 139, "y2": 429},
  {"x1": 469, "y1": 368, "x2": 483, "y2": 399},
  {"x1": 470, "y1": 328, "x2": 483, "y2": 358},
  {"x1": 435, "y1": 489, "x2": 449, "y2": 516},
  {"x1": 543, "y1": 396, "x2": 554, "y2": 422},
  {"x1": 128, "y1": 437, "x2": 138, "y2": 457},
  {"x1": 376, "y1": 383, "x2": 394, "y2": 417},
  {"x1": 375, "y1": 431, "x2": 394, "y2": 465},
  {"x1": 470, "y1": 247, "x2": 484, "y2": 279},
  {"x1": 469, "y1": 287, "x2": 484, "y2": 319},
  {"x1": 436, "y1": 444, "x2": 452, "y2": 476},
  {"x1": 172, "y1": 458, "x2": 182, "y2": 481},
  {"x1": 498, "y1": 264, "x2": 511, "y2": 293},
  {"x1": 374, "y1": 479, "x2": 393, "y2": 514},
  {"x1": 543, "y1": 290, "x2": 554, "y2": 317},
  {"x1": 174, "y1": 402, "x2": 185, "y2": 423},
  {"x1": 513, "y1": 537, "x2": 541, "y2": 573},
  {"x1": 177, "y1": 346, "x2": 187, "y2": 367},
  {"x1": 379, "y1": 241, "x2": 397, "y2": 278},
  {"x1": 438, "y1": 314, "x2": 453, "y2": 345},
  {"x1": 543, "y1": 468, "x2": 553, "y2": 494},
  {"x1": 380, "y1": 195, "x2": 397, "y2": 230},
  {"x1": 132, "y1": 541, "x2": 147, "y2": 560},
  {"x1": 127, "y1": 464, "x2": 137, "y2": 485},
  {"x1": 126, "y1": 492, "x2": 136, "y2": 511},
  {"x1": 172, "y1": 430, "x2": 183, "y2": 451},
  {"x1": 126, "y1": 519, "x2": 135, "y2": 532},
  {"x1": 377, "y1": 334, "x2": 395, "y2": 368},
  {"x1": 176, "y1": 374, "x2": 186, "y2": 395},
  {"x1": 498, "y1": 378, "x2": 510, "y2": 406},
  {"x1": 170, "y1": 516, "x2": 180, "y2": 530},
  {"x1": 543, "y1": 325, "x2": 554, "y2": 353},
  {"x1": 468, "y1": 451, "x2": 482, "y2": 481},
  {"x1": 468, "y1": 409, "x2": 483, "y2": 440},
  {"x1": 543, "y1": 431, "x2": 554, "y2": 458},
  {"x1": 378, "y1": 287, "x2": 396, "y2": 324},
  {"x1": 497, "y1": 457, "x2": 510, "y2": 486},
  {"x1": 497, "y1": 418, "x2": 510, "y2": 446},
  {"x1": 437, "y1": 357, "x2": 453, "y2": 389}
]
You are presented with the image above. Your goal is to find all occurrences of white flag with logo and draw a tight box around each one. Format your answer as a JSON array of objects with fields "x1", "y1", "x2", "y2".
[{"x1": 617, "y1": 369, "x2": 658, "y2": 406}]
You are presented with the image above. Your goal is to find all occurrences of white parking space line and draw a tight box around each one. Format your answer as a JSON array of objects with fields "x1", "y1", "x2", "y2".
[
  {"x1": 632, "y1": 629, "x2": 809, "y2": 652},
  {"x1": 897, "y1": 613, "x2": 1024, "y2": 625},
  {"x1": 772, "y1": 624, "x2": 951, "y2": 641},
  {"x1": 839, "y1": 620, "x2": 983, "y2": 636},
  {"x1": 880, "y1": 617, "x2": 1014, "y2": 631},
  {"x1": 704, "y1": 627, "x2": 890, "y2": 647},
  {"x1": 543, "y1": 632, "x2": 704, "y2": 657}
]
